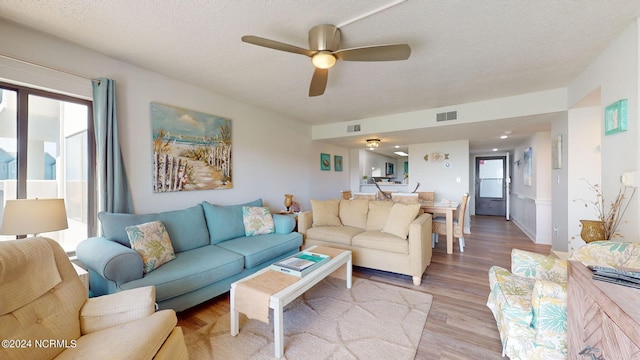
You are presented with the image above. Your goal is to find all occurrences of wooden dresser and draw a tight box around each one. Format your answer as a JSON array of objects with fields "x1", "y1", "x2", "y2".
[{"x1": 567, "y1": 260, "x2": 640, "y2": 359}]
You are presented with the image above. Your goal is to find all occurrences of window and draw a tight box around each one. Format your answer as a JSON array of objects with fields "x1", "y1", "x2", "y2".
[{"x1": 0, "y1": 82, "x2": 96, "y2": 253}]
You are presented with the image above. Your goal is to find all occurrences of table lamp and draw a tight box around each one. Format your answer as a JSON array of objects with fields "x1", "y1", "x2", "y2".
[{"x1": 0, "y1": 198, "x2": 69, "y2": 237}]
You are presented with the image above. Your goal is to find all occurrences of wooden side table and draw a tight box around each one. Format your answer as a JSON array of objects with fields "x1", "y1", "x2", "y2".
[{"x1": 567, "y1": 260, "x2": 640, "y2": 358}]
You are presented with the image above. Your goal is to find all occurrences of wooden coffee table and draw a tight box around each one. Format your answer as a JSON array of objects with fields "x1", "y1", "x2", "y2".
[{"x1": 230, "y1": 246, "x2": 352, "y2": 358}]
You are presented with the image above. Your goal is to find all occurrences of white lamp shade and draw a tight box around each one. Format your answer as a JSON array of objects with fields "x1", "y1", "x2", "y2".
[{"x1": 0, "y1": 198, "x2": 68, "y2": 236}]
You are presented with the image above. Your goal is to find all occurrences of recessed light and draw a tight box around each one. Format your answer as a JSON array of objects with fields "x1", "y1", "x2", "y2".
[
  {"x1": 492, "y1": 148, "x2": 498, "y2": 151},
  {"x1": 500, "y1": 135, "x2": 508, "y2": 139},
  {"x1": 394, "y1": 151, "x2": 409, "y2": 156},
  {"x1": 395, "y1": 145, "x2": 400, "y2": 148}
]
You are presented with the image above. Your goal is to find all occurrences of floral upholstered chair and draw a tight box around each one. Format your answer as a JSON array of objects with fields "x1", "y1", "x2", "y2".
[{"x1": 487, "y1": 241, "x2": 640, "y2": 360}]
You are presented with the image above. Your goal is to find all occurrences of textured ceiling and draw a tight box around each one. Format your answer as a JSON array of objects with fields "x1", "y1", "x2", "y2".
[{"x1": 1, "y1": 0, "x2": 639, "y2": 155}]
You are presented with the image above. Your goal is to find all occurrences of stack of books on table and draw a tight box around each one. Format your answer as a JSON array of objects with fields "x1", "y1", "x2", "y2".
[
  {"x1": 270, "y1": 251, "x2": 330, "y2": 277},
  {"x1": 589, "y1": 265, "x2": 640, "y2": 289}
]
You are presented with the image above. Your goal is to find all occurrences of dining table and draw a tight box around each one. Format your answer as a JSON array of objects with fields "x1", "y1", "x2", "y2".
[{"x1": 419, "y1": 200, "x2": 460, "y2": 254}]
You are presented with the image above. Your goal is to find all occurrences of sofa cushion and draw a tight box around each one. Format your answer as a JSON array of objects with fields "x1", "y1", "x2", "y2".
[
  {"x1": 216, "y1": 232, "x2": 303, "y2": 268},
  {"x1": 352, "y1": 230, "x2": 410, "y2": 254},
  {"x1": 339, "y1": 199, "x2": 369, "y2": 229},
  {"x1": 531, "y1": 280, "x2": 567, "y2": 351},
  {"x1": 382, "y1": 203, "x2": 421, "y2": 239},
  {"x1": 120, "y1": 245, "x2": 244, "y2": 302},
  {"x1": 488, "y1": 265, "x2": 535, "y2": 327},
  {"x1": 126, "y1": 221, "x2": 176, "y2": 274},
  {"x1": 98, "y1": 205, "x2": 210, "y2": 252},
  {"x1": 310, "y1": 199, "x2": 342, "y2": 226},
  {"x1": 305, "y1": 225, "x2": 364, "y2": 246},
  {"x1": 99, "y1": 212, "x2": 158, "y2": 247},
  {"x1": 242, "y1": 206, "x2": 275, "y2": 236},
  {"x1": 156, "y1": 204, "x2": 210, "y2": 252},
  {"x1": 202, "y1": 199, "x2": 263, "y2": 244},
  {"x1": 570, "y1": 240, "x2": 640, "y2": 268},
  {"x1": 366, "y1": 201, "x2": 394, "y2": 230}
]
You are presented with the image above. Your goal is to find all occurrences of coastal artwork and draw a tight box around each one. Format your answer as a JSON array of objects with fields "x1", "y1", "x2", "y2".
[{"x1": 150, "y1": 102, "x2": 232, "y2": 192}]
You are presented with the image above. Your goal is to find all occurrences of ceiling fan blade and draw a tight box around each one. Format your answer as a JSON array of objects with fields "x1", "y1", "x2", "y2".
[
  {"x1": 309, "y1": 68, "x2": 328, "y2": 97},
  {"x1": 334, "y1": 44, "x2": 411, "y2": 61},
  {"x1": 241, "y1": 35, "x2": 314, "y2": 57}
]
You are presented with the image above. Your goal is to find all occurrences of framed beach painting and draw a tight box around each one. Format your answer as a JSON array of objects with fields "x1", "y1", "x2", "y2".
[{"x1": 151, "y1": 102, "x2": 232, "y2": 192}]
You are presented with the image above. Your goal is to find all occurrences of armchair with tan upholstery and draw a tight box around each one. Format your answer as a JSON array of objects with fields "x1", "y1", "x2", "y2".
[{"x1": 0, "y1": 237, "x2": 188, "y2": 360}]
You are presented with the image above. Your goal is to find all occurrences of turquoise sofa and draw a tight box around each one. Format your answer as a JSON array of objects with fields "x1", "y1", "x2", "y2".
[{"x1": 77, "y1": 199, "x2": 302, "y2": 311}]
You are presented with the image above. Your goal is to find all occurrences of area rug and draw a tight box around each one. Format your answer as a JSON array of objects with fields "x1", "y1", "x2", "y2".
[{"x1": 185, "y1": 277, "x2": 433, "y2": 359}]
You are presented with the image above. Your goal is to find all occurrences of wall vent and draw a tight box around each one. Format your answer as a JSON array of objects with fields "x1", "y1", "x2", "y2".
[
  {"x1": 347, "y1": 124, "x2": 361, "y2": 132},
  {"x1": 436, "y1": 111, "x2": 457, "y2": 122}
]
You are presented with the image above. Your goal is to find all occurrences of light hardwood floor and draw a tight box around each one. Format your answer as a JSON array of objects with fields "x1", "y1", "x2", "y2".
[{"x1": 177, "y1": 215, "x2": 552, "y2": 359}]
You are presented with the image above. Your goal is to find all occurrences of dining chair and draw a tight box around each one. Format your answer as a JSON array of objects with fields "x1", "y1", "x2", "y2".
[
  {"x1": 377, "y1": 189, "x2": 397, "y2": 200},
  {"x1": 352, "y1": 192, "x2": 377, "y2": 200},
  {"x1": 341, "y1": 190, "x2": 352, "y2": 200},
  {"x1": 417, "y1": 191, "x2": 434, "y2": 203},
  {"x1": 432, "y1": 193, "x2": 469, "y2": 252},
  {"x1": 391, "y1": 192, "x2": 419, "y2": 204}
]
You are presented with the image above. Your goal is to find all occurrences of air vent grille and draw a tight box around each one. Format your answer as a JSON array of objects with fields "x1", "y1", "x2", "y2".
[
  {"x1": 347, "y1": 124, "x2": 361, "y2": 132},
  {"x1": 436, "y1": 111, "x2": 457, "y2": 122}
]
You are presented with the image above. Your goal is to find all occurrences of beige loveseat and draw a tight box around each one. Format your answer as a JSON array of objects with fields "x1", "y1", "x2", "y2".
[{"x1": 297, "y1": 199, "x2": 432, "y2": 285}]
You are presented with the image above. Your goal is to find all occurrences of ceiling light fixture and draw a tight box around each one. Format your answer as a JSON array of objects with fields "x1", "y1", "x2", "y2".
[
  {"x1": 366, "y1": 138, "x2": 381, "y2": 149},
  {"x1": 312, "y1": 51, "x2": 337, "y2": 69},
  {"x1": 500, "y1": 135, "x2": 508, "y2": 139},
  {"x1": 394, "y1": 151, "x2": 409, "y2": 156}
]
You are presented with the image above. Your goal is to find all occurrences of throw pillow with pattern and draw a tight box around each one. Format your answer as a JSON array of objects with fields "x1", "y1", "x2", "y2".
[
  {"x1": 242, "y1": 206, "x2": 275, "y2": 236},
  {"x1": 126, "y1": 220, "x2": 176, "y2": 273}
]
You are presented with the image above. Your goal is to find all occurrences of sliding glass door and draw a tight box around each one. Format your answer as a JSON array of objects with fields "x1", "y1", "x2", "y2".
[{"x1": 0, "y1": 82, "x2": 95, "y2": 253}]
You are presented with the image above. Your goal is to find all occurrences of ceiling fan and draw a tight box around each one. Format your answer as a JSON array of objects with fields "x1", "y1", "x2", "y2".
[{"x1": 241, "y1": 24, "x2": 411, "y2": 97}]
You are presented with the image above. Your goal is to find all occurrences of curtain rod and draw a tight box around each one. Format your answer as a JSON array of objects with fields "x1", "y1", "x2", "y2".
[{"x1": 0, "y1": 52, "x2": 98, "y2": 82}]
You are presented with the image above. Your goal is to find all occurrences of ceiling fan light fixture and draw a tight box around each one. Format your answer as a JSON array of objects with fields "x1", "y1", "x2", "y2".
[
  {"x1": 312, "y1": 51, "x2": 336, "y2": 69},
  {"x1": 366, "y1": 138, "x2": 381, "y2": 149}
]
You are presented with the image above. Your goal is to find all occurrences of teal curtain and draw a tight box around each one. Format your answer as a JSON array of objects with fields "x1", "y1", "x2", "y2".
[{"x1": 92, "y1": 78, "x2": 133, "y2": 214}]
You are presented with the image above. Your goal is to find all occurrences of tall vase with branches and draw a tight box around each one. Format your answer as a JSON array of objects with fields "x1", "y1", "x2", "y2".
[{"x1": 576, "y1": 180, "x2": 636, "y2": 240}]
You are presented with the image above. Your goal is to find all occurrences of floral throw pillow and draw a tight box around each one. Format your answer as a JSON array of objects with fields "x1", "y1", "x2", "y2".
[
  {"x1": 126, "y1": 220, "x2": 176, "y2": 273},
  {"x1": 242, "y1": 206, "x2": 275, "y2": 236}
]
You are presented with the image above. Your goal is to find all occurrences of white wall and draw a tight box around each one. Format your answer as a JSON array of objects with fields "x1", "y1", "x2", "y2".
[
  {"x1": 408, "y1": 140, "x2": 469, "y2": 202},
  {"x1": 0, "y1": 20, "x2": 349, "y2": 217},
  {"x1": 551, "y1": 112, "x2": 569, "y2": 251},
  {"x1": 567, "y1": 106, "x2": 601, "y2": 251},
  {"x1": 510, "y1": 132, "x2": 552, "y2": 244},
  {"x1": 313, "y1": 89, "x2": 567, "y2": 141},
  {"x1": 568, "y1": 19, "x2": 639, "y2": 242}
]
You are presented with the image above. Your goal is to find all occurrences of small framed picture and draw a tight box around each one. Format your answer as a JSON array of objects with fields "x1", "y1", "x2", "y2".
[
  {"x1": 320, "y1": 153, "x2": 330, "y2": 171},
  {"x1": 334, "y1": 155, "x2": 343, "y2": 171},
  {"x1": 605, "y1": 99, "x2": 628, "y2": 135}
]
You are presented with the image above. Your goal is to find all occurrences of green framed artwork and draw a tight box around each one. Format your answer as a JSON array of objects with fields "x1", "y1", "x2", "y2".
[
  {"x1": 320, "y1": 153, "x2": 330, "y2": 171},
  {"x1": 605, "y1": 99, "x2": 628, "y2": 135},
  {"x1": 334, "y1": 155, "x2": 343, "y2": 171}
]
